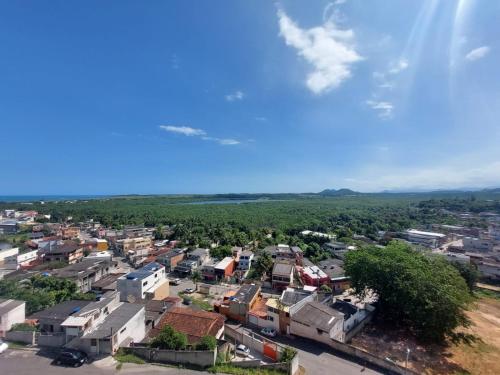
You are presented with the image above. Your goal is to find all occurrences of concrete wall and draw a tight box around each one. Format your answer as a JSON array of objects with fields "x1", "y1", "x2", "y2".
[
  {"x1": 5, "y1": 330, "x2": 37, "y2": 345},
  {"x1": 131, "y1": 346, "x2": 216, "y2": 368},
  {"x1": 38, "y1": 332, "x2": 66, "y2": 347},
  {"x1": 328, "y1": 339, "x2": 417, "y2": 375},
  {"x1": 344, "y1": 311, "x2": 374, "y2": 343},
  {"x1": 290, "y1": 317, "x2": 343, "y2": 345}
]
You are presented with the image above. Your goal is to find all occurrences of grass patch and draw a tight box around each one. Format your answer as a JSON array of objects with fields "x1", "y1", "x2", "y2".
[
  {"x1": 474, "y1": 288, "x2": 500, "y2": 300},
  {"x1": 209, "y1": 364, "x2": 286, "y2": 375},
  {"x1": 114, "y1": 349, "x2": 145, "y2": 365},
  {"x1": 178, "y1": 292, "x2": 214, "y2": 311}
]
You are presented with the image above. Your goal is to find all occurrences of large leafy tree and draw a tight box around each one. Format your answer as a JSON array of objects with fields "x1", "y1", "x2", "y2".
[
  {"x1": 345, "y1": 241, "x2": 473, "y2": 342},
  {"x1": 150, "y1": 325, "x2": 188, "y2": 350}
]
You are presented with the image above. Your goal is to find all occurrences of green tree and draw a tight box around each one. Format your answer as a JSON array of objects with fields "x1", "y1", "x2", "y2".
[
  {"x1": 191, "y1": 270, "x2": 202, "y2": 291},
  {"x1": 450, "y1": 261, "x2": 479, "y2": 293},
  {"x1": 150, "y1": 325, "x2": 188, "y2": 350},
  {"x1": 196, "y1": 335, "x2": 217, "y2": 350},
  {"x1": 345, "y1": 241, "x2": 472, "y2": 342},
  {"x1": 320, "y1": 284, "x2": 332, "y2": 294},
  {"x1": 254, "y1": 251, "x2": 273, "y2": 277}
]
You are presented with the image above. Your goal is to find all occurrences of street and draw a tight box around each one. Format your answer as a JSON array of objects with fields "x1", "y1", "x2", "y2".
[
  {"x1": 0, "y1": 348, "x2": 208, "y2": 375},
  {"x1": 237, "y1": 325, "x2": 387, "y2": 375}
]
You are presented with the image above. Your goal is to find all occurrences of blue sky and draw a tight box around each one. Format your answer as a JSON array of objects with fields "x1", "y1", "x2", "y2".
[{"x1": 1, "y1": 0, "x2": 499, "y2": 194}]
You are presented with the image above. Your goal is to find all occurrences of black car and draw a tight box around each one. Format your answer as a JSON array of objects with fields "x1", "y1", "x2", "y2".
[{"x1": 54, "y1": 349, "x2": 88, "y2": 367}]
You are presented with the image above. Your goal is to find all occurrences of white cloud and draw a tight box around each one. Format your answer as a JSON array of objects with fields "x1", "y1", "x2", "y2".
[
  {"x1": 465, "y1": 46, "x2": 490, "y2": 61},
  {"x1": 255, "y1": 117, "x2": 268, "y2": 122},
  {"x1": 159, "y1": 125, "x2": 206, "y2": 136},
  {"x1": 201, "y1": 136, "x2": 240, "y2": 146},
  {"x1": 366, "y1": 100, "x2": 394, "y2": 118},
  {"x1": 388, "y1": 59, "x2": 409, "y2": 74},
  {"x1": 277, "y1": 8, "x2": 362, "y2": 94},
  {"x1": 160, "y1": 125, "x2": 240, "y2": 146},
  {"x1": 225, "y1": 90, "x2": 245, "y2": 102}
]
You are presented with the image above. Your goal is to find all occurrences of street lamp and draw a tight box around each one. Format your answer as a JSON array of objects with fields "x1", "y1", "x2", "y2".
[{"x1": 405, "y1": 347, "x2": 411, "y2": 374}]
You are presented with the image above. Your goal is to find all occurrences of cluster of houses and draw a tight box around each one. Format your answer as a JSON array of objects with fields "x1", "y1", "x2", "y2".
[
  {"x1": 1, "y1": 261, "x2": 226, "y2": 357},
  {"x1": 214, "y1": 282, "x2": 375, "y2": 345}
]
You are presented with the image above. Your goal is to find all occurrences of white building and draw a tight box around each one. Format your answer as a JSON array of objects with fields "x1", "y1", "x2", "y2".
[
  {"x1": 0, "y1": 247, "x2": 19, "y2": 264},
  {"x1": 406, "y1": 229, "x2": 446, "y2": 248},
  {"x1": 237, "y1": 250, "x2": 254, "y2": 270},
  {"x1": 4, "y1": 249, "x2": 38, "y2": 270},
  {"x1": 117, "y1": 262, "x2": 169, "y2": 302},
  {"x1": 0, "y1": 299, "x2": 26, "y2": 337}
]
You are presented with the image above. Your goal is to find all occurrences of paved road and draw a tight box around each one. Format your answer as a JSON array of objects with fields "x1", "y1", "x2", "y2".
[
  {"x1": 0, "y1": 349, "x2": 208, "y2": 375},
  {"x1": 238, "y1": 325, "x2": 387, "y2": 375}
]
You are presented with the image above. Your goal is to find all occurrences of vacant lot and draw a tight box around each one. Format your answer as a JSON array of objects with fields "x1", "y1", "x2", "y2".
[{"x1": 350, "y1": 296, "x2": 500, "y2": 375}]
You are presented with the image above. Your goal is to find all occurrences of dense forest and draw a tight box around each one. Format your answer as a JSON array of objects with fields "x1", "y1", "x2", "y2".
[{"x1": 2, "y1": 191, "x2": 499, "y2": 250}]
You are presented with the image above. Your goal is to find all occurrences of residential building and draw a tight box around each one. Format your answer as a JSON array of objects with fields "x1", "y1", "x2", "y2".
[
  {"x1": 405, "y1": 229, "x2": 447, "y2": 248},
  {"x1": 174, "y1": 259, "x2": 199, "y2": 276},
  {"x1": 300, "y1": 265, "x2": 329, "y2": 288},
  {"x1": 200, "y1": 262, "x2": 217, "y2": 281},
  {"x1": 272, "y1": 261, "x2": 295, "y2": 290},
  {"x1": 323, "y1": 242, "x2": 349, "y2": 258},
  {"x1": 138, "y1": 299, "x2": 177, "y2": 331},
  {"x1": 290, "y1": 301, "x2": 344, "y2": 344},
  {"x1": 78, "y1": 303, "x2": 145, "y2": 355},
  {"x1": 91, "y1": 273, "x2": 126, "y2": 294},
  {"x1": 51, "y1": 259, "x2": 119, "y2": 293},
  {"x1": 157, "y1": 248, "x2": 185, "y2": 272},
  {"x1": 237, "y1": 250, "x2": 254, "y2": 270},
  {"x1": 117, "y1": 262, "x2": 169, "y2": 303},
  {"x1": 61, "y1": 226, "x2": 80, "y2": 240},
  {"x1": 264, "y1": 245, "x2": 303, "y2": 265},
  {"x1": 186, "y1": 248, "x2": 210, "y2": 265},
  {"x1": 4, "y1": 249, "x2": 39, "y2": 270},
  {"x1": 266, "y1": 287, "x2": 316, "y2": 334},
  {"x1": 146, "y1": 307, "x2": 224, "y2": 345},
  {"x1": 116, "y1": 237, "x2": 151, "y2": 256},
  {"x1": 30, "y1": 300, "x2": 92, "y2": 334},
  {"x1": 41, "y1": 240, "x2": 84, "y2": 264},
  {"x1": 300, "y1": 230, "x2": 336, "y2": 240},
  {"x1": 0, "y1": 220, "x2": 18, "y2": 234},
  {"x1": 0, "y1": 247, "x2": 19, "y2": 265},
  {"x1": 215, "y1": 283, "x2": 260, "y2": 323},
  {"x1": 214, "y1": 256, "x2": 236, "y2": 280},
  {"x1": 0, "y1": 299, "x2": 25, "y2": 336},
  {"x1": 463, "y1": 237, "x2": 494, "y2": 252}
]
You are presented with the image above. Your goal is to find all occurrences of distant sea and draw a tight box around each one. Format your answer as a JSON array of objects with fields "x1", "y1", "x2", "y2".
[{"x1": 0, "y1": 195, "x2": 108, "y2": 203}]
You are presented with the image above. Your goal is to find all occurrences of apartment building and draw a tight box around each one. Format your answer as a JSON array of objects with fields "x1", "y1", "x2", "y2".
[{"x1": 117, "y1": 262, "x2": 169, "y2": 302}]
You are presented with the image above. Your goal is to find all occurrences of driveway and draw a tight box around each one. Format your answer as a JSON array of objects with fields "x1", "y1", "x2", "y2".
[{"x1": 0, "y1": 348, "x2": 208, "y2": 375}]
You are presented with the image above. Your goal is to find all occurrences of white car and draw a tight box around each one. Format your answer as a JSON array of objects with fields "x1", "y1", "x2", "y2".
[
  {"x1": 260, "y1": 327, "x2": 277, "y2": 337},
  {"x1": 235, "y1": 344, "x2": 250, "y2": 357},
  {"x1": 170, "y1": 278, "x2": 181, "y2": 285},
  {"x1": 0, "y1": 340, "x2": 8, "y2": 354}
]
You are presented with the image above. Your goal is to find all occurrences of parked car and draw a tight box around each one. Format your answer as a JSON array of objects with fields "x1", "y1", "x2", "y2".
[
  {"x1": 183, "y1": 297, "x2": 193, "y2": 305},
  {"x1": 235, "y1": 344, "x2": 250, "y2": 357},
  {"x1": 54, "y1": 349, "x2": 88, "y2": 367},
  {"x1": 170, "y1": 278, "x2": 181, "y2": 285},
  {"x1": 260, "y1": 327, "x2": 277, "y2": 337},
  {"x1": 0, "y1": 340, "x2": 8, "y2": 354},
  {"x1": 183, "y1": 287, "x2": 195, "y2": 294}
]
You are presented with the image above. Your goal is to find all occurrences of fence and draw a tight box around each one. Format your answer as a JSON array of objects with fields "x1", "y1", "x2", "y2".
[{"x1": 129, "y1": 346, "x2": 217, "y2": 368}]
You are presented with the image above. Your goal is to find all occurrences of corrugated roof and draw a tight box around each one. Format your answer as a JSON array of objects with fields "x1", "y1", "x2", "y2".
[{"x1": 83, "y1": 303, "x2": 144, "y2": 339}]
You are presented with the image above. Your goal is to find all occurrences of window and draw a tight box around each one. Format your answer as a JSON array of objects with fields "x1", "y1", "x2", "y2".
[
  {"x1": 267, "y1": 316, "x2": 274, "y2": 321},
  {"x1": 91, "y1": 339, "x2": 97, "y2": 346},
  {"x1": 143, "y1": 281, "x2": 148, "y2": 286},
  {"x1": 120, "y1": 327, "x2": 126, "y2": 334}
]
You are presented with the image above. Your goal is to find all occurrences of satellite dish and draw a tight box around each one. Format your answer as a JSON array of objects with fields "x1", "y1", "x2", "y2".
[{"x1": 127, "y1": 294, "x2": 136, "y2": 303}]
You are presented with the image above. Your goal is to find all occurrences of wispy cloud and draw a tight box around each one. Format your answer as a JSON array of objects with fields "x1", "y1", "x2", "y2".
[
  {"x1": 225, "y1": 90, "x2": 245, "y2": 102},
  {"x1": 202, "y1": 136, "x2": 240, "y2": 145},
  {"x1": 255, "y1": 117, "x2": 268, "y2": 122},
  {"x1": 159, "y1": 125, "x2": 206, "y2": 136},
  {"x1": 171, "y1": 54, "x2": 180, "y2": 69},
  {"x1": 465, "y1": 46, "x2": 490, "y2": 61},
  {"x1": 366, "y1": 100, "x2": 394, "y2": 119},
  {"x1": 159, "y1": 126, "x2": 240, "y2": 146},
  {"x1": 277, "y1": 6, "x2": 362, "y2": 94}
]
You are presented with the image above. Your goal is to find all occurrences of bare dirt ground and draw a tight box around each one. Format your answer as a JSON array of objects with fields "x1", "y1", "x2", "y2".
[{"x1": 350, "y1": 297, "x2": 500, "y2": 375}]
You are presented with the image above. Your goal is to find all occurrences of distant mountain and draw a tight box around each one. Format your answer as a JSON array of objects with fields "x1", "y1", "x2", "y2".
[{"x1": 318, "y1": 188, "x2": 361, "y2": 196}]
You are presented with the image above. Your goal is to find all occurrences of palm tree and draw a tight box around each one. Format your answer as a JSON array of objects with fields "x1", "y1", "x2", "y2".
[{"x1": 191, "y1": 270, "x2": 201, "y2": 291}]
